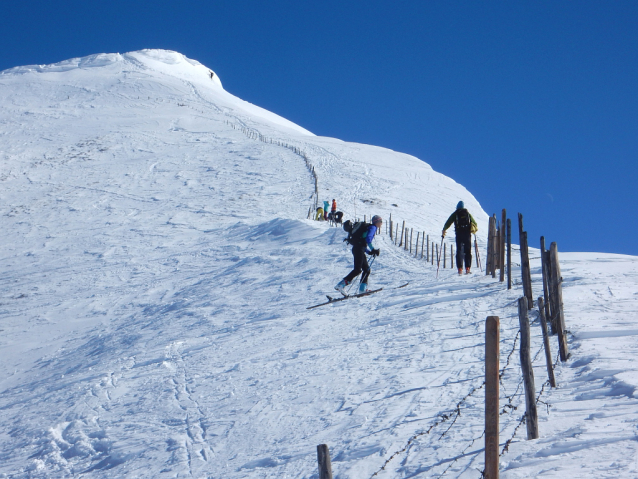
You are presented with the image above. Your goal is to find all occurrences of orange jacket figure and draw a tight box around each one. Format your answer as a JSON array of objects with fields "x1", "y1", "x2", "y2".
[{"x1": 331, "y1": 199, "x2": 337, "y2": 213}]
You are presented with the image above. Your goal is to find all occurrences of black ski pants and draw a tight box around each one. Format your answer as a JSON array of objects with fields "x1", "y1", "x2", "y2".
[
  {"x1": 344, "y1": 245, "x2": 370, "y2": 284},
  {"x1": 455, "y1": 231, "x2": 473, "y2": 269}
]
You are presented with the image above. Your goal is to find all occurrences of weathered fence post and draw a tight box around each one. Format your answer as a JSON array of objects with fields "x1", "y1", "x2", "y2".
[
  {"x1": 537, "y1": 297, "x2": 556, "y2": 387},
  {"x1": 497, "y1": 222, "x2": 501, "y2": 272},
  {"x1": 500, "y1": 209, "x2": 506, "y2": 282},
  {"x1": 395, "y1": 223, "x2": 399, "y2": 245},
  {"x1": 421, "y1": 232, "x2": 425, "y2": 259},
  {"x1": 518, "y1": 297, "x2": 539, "y2": 440},
  {"x1": 550, "y1": 242, "x2": 569, "y2": 361},
  {"x1": 426, "y1": 235, "x2": 429, "y2": 261},
  {"x1": 507, "y1": 219, "x2": 512, "y2": 290},
  {"x1": 518, "y1": 214, "x2": 533, "y2": 307},
  {"x1": 540, "y1": 237, "x2": 553, "y2": 333},
  {"x1": 490, "y1": 216, "x2": 498, "y2": 278},
  {"x1": 432, "y1": 242, "x2": 434, "y2": 265},
  {"x1": 545, "y1": 247, "x2": 556, "y2": 334},
  {"x1": 495, "y1": 219, "x2": 501, "y2": 272},
  {"x1": 405, "y1": 227, "x2": 409, "y2": 251},
  {"x1": 486, "y1": 216, "x2": 495, "y2": 276},
  {"x1": 399, "y1": 221, "x2": 405, "y2": 247},
  {"x1": 415, "y1": 232, "x2": 420, "y2": 258},
  {"x1": 410, "y1": 228, "x2": 413, "y2": 253},
  {"x1": 520, "y1": 231, "x2": 533, "y2": 308},
  {"x1": 317, "y1": 444, "x2": 333, "y2": 479},
  {"x1": 485, "y1": 316, "x2": 500, "y2": 479}
]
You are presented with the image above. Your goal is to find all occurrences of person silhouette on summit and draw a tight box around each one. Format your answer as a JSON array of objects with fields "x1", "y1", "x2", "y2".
[{"x1": 442, "y1": 201, "x2": 477, "y2": 275}]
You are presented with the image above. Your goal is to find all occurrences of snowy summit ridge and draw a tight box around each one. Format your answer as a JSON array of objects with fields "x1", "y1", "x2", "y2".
[
  {"x1": 2, "y1": 49, "x2": 224, "y2": 89},
  {"x1": 1, "y1": 50, "x2": 637, "y2": 479}
]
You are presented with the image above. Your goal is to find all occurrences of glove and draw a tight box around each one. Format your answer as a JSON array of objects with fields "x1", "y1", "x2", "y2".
[
  {"x1": 371, "y1": 248, "x2": 380, "y2": 257},
  {"x1": 441, "y1": 230, "x2": 446, "y2": 238}
]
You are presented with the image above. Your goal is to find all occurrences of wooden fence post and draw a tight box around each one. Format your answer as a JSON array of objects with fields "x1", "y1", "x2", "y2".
[
  {"x1": 486, "y1": 216, "x2": 494, "y2": 276},
  {"x1": 415, "y1": 232, "x2": 420, "y2": 258},
  {"x1": 490, "y1": 216, "x2": 498, "y2": 278},
  {"x1": 436, "y1": 243, "x2": 439, "y2": 266},
  {"x1": 518, "y1": 214, "x2": 533, "y2": 307},
  {"x1": 490, "y1": 216, "x2": 492, "y2": 276},
  {"x1": 507, "y1": 219, "x2": 512, "y2": 290},
  {"x1": 500, "y1": 209, "x2": 506, "y2": 282},
  {"x1": 537, "y1": 297, "x2": 556, "y2": 387},
  {"x1": 550, "y1": 242, "x2": 569, "y2": 361},
  {"x1": 426, "y1": 235, "x2": 429, "y2": 261},
  {"x1": 432, "y1": 242, "x2": 435, "y2": 265},
  {"x1": 410, "y1": 228, "x2": 413, "y2": 253},
  {"x1": 485, "y1": 316, "x2": 500, "y2": 479},
  {"x1": 399, "y1": 221, "x2": 405, "y2": 247},
  {"x1": 518, "y1": 297, "x2": 539, "y2": 440},
  {"x1": 395, "y1": 223, "x2": 399, "y2": 245},
  {"x1": 405, "y1": 227, "x2": 409, "y2": 251},
  {"x1": 317, "y1": 444, "x2": 333, "y2": 479},
  {"x1": 520, "y1": 231, "x2": 533, "y2": 308},
  {"x1": 540, "y1": 237, "x2": 553, "y2": 334},
  {"x1": 545, "y1": 248, "x2": 556, "y2": 334}
]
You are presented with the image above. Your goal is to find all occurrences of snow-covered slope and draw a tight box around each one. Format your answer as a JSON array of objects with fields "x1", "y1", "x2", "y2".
[{"x1": 1, "y1": 50, "x2": 637, "y2": 478}]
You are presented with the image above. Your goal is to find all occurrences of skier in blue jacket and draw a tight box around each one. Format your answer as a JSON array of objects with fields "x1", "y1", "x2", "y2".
[{"x1": 335, "y1": 215, "x2": 382, "y2": 294}]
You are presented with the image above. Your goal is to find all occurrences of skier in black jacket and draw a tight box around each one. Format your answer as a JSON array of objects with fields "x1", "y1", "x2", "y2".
[
  {"x1": 335, "y1": 215, "x2": 382, "y2": 294},
  {"x1": 442, "y1": 201, "x2": 477, "y2": 274}
]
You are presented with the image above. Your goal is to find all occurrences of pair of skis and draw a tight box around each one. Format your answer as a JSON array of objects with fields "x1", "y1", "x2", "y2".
[{"x1": 307, "y1": 282, "x2": 409, "y2": 310}]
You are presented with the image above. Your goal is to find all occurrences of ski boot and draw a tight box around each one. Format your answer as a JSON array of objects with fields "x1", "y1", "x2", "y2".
[
  {"x1": 358, "y1": 283, "x2": 368, "y2": 294},
  {"x1": 458, "y1": 268, "x2": 463, "y2": 275},
  {"x1": 335, "y1": 279, "x2": 349, "y2": 295},
  {"x1": 465, "y1": 267, "x2": 471, "y2": 274}
]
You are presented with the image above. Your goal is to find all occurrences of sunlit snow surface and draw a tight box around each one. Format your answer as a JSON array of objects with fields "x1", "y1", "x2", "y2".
[{"x1": 1, "y1": 50, "x2": 637, "y2": 478}]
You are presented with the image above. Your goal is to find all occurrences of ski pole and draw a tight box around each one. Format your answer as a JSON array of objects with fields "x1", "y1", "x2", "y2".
[
  {"x1": 474, "y1": 234, "x2": 482, "y2": 272},
  {"x1": 436, "y1": 236, "x2": 444, "y2": 278},
  {"x1": 345, "y1": 255, "x2": 376, "y2": 295},
  {"x1": 359, "y1": 255, "x2": 377, "y2": 286}
]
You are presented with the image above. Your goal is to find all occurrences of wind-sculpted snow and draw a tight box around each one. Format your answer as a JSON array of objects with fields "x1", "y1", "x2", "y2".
[{"x1": 1, "y1": 50, "x2": 638, "y2": 478}]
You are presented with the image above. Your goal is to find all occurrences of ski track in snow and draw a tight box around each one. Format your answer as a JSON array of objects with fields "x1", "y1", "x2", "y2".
[{"x1": 1, "y1": 50, "x2": 638, "y2": 478}]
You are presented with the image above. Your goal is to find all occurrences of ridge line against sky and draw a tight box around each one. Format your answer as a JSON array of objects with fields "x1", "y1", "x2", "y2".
[{"x1": 2, "y1": 1, "x2": 637, "y2": 255}]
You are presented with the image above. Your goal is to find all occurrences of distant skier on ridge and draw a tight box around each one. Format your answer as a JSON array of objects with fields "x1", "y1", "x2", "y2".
[
  {"x1": 335, "y1": 215, "x2": 382, "y2": 294},
  {"x1": 442, "y1": 201, "x2": 477, "y2": 275}
]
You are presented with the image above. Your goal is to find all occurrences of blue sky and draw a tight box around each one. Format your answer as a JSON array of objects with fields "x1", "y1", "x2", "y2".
[{"x1": 3, "y1": 1, "x2": 637, "y2": 255}]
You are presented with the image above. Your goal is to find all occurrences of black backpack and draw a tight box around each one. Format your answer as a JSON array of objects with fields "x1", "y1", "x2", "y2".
[
  {"x1": 455, "y1": 208, "x2": 471, "y2": 232},
  {"x1": 343, "y1": 220, "x2": 370, "y2": 246}
]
